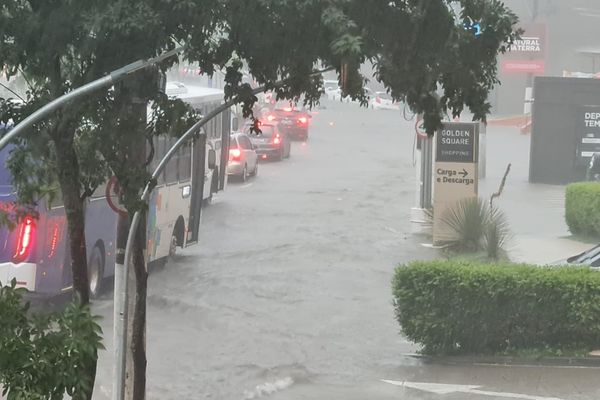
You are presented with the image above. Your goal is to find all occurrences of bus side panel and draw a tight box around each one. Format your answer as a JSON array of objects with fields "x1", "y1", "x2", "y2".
[
  {"x1": 33, "y1": 207, "x2": 69, "y2": 294},
  {"x1": 85, "y1": 198, "x2": 118, "y2": 278},
  {"x1": 147, "y1": 183, "x2": 191, "y2": 263}
]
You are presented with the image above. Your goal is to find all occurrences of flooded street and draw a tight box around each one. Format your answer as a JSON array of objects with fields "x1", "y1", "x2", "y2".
[{"x1": 92, "y1": 103, "x2": 600, "y2": 400}]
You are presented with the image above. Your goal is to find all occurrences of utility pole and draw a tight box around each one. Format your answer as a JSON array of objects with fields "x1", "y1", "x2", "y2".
[{"x1": 523, "y1": 0, "x2": 540, "y2": 117}]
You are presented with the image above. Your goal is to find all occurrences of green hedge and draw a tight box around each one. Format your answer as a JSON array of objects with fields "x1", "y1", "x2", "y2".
[
  {"x1": 565, "y1": 182, "x2": 600, "y2": 236},
  {"x1": 392, "y1": 261, "x2": 600, "y2": 355}
]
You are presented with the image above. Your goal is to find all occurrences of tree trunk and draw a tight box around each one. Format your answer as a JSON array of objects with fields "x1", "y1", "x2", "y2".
[
  {"x1": 54, "y1": 142, "x2": 90, "y2": 305},
  {"x1": 131, "y1": 210, "x2": 147, "y2": 400},
  {"x1": 129, "y1": 101, "x2": 148, "y2": 399},
  {"x1": 53, "y1": 138, "x2": 96, "y2": 400}
]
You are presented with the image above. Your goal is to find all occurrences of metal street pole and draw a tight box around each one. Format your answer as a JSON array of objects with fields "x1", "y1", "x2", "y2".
[
  {"x1": 114, "y1": 67, "x2": 336, "y2": 398},
  {"x1": 114, "y1": 89, "x2": 258, "y2": 400}
]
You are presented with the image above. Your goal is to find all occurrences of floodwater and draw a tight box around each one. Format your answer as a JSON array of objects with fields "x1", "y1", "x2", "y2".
[{"x1": 92, "y1": 102, "x2": 600, "y2": 400}]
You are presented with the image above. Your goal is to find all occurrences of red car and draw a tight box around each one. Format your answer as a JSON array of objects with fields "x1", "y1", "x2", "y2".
[{"x1": 262, "y1": 101, "x2": 311, "y2": 141}]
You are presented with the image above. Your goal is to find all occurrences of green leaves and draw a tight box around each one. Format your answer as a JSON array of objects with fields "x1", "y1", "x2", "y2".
[
  {"x1": 565, "y1": 182, "x2": 600, "y2": 236},
  {"x1": 0, "y1": 280, "x2": 103, "y2": 400},
  {"x1": 393, "y1": 261, "x2": 600, "y2": 355}
]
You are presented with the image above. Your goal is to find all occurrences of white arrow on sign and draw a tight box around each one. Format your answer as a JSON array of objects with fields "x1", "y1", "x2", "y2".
[{"x1": 381, "y1": 380, "x2": 565, "y2": 400}]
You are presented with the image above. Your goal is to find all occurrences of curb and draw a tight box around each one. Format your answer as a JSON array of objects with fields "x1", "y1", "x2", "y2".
[{"x1": 404, "y1": 353, "x2": 600, "y2": 368}]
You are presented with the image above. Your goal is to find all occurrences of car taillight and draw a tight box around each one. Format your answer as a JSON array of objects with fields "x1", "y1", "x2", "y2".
[
  {"x1": 229, "y1": 148, "x2": 242, "y2": 161},
  {"x1": 376, "y1": 96, "x2": 381, "y2": 103},
  {"x1": 273, "y1": 135, "x2": 281, "y2": 145},
  {"x1": 48, "y1": 222, "x2": 59, "y2": 258},
  {"x1": 266, "y1": 114, "x2": 276, "y2": 122},
  {"x1": 283, "y1": 107, "x2": 292, "y2": 112},
  {"x1": 13, "y1": 216, "x2": 35, "y2": 263},
  {"x1": 298, "y1": 116, "x2": 308, "y2": 124}
]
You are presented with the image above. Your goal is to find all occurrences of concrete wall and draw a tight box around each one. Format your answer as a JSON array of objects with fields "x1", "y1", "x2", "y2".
[{"x1": 529, "y1": 76, "x2": 600, "y2": 184}]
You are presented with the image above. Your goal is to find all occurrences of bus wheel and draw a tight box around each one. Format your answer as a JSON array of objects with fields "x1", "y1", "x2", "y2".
[
  {"x1": 169, "y1": 234, "x2": 177, "y2": 258},
  {"x1": 88, "y1": 246, "x2": 104, "y2": 298}
]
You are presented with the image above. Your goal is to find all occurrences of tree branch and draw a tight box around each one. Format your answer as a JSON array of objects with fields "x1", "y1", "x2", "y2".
[{"x1": 0, "y1": 83, "x2": 25, "y2": 101}]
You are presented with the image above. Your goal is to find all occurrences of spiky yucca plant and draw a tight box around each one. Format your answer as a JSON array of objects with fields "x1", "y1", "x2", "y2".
[
  {"x1": 484, "y1": 206, "x2": 511, "y2": 259},
  {"x1": 441, "y1": 197, "x2": 489, "y2": 252}
]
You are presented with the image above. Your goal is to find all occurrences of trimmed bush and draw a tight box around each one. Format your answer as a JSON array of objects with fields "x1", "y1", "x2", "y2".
[
  {"x1": 565, "y1": 182, "x2": 600, "y2": 236},
  {"x1": 392, "y1": 260, "x2": 600, "y2": 355}
]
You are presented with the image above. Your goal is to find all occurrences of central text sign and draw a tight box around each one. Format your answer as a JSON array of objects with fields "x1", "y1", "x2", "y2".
[
  {"x1": 436, "y1": 123, "x2": 478, "y2": 163},
  {"x1": 433, "y1": 122, "x2": 480, "y2": 244}
]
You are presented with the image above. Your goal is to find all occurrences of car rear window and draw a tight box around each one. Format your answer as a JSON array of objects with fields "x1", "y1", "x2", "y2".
[{"x1": 256, "y1": 125, "x2": 275, "y2": 138}]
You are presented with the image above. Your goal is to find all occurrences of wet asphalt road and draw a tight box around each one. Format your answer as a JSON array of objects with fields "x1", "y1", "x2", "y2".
[{"x1": 92, "y1": 102, "x2": 600, "y2": 400}]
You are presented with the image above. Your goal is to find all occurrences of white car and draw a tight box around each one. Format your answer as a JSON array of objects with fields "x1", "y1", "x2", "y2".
[
  {"x1": 327, "y1": 86, "x2": 374, "y2": 104},
  {"x1": 227, "y1": 133, "x2": 259, "y2": 182},
  {"x1": 370, "y1": 91, "x2": 400, "y2": 110},
  {"x1": 323, "y1": 80, "x2": 339, "y2": 98}
]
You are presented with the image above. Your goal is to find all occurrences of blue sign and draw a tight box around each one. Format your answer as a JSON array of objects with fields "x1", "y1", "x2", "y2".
[{"x1": 464, "y1": 17, "x2": 482, "y2": 37}]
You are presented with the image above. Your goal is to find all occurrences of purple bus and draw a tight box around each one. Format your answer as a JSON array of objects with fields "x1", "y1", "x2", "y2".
[
  {"x1": 0, "y1": 123, "x2": 118, "y2": 297},
  {"x1": 0, "y1": 87, "x2": 232, "y2": 297}
]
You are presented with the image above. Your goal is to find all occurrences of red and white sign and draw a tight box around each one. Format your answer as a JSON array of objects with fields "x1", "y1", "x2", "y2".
[
  {"x1": 415, "y1": 116, "x2": 428, "y2": 139},
  {"x1": 500, "y1": 23, "x2": 547, "y2": 76},
  {"x1": 501, "y1": 60, "x2": 545, "y2": 75}
]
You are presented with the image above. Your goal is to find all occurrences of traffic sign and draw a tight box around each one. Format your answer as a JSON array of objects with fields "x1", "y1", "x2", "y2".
[
  {"x1": 415, "y1": 116, "x2": 428, "y2": 139},
  {"x1": 105, "y1": 176, "x2": 128, "y2": 217}
]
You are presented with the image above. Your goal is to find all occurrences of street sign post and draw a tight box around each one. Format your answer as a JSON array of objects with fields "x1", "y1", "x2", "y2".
[{"x1": 433, "y1": 122, "x2": 480, "y2": 244}]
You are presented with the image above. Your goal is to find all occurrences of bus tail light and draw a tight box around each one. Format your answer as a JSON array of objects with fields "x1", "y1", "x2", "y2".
[
  {"x1": 229, "y1": 148, "x2": 242, "y2": 161},
  {"x1": 13, "y1": 216, "x2": 35, "y2": 263}
]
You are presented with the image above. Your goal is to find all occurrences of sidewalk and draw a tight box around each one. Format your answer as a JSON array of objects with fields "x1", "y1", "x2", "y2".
[
  {"x1": 508, "y1": 235, "x2": 592, "y2": 265},
  {"x1": 479, "y1": 125, "x2": 597, "y2": 264}
]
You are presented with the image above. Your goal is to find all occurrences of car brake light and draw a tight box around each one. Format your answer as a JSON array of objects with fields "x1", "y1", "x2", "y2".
[
  {"x1": 229, "y1": 148, "x2": 242, "y2": 161},
  {"x1": 13, "y1": 216, "x2": 35, "y2": 262},
  {"x1": 283, "y1": 107, "x2": 292, "y2": 112},
  {"x1": 298, "y1": 116, "x2": 308, "y2": 124},
  {"x1": 266, "y1": 114, "x2": 276, "y2": 122},
  {"x1": 273, "y1": 135, "x2": 281, "y2": 145}
]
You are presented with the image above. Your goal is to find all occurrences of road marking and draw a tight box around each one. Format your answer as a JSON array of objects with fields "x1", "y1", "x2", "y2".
[
  {"x1": 381, "y1": 380, "x2": 565, "y2": 400},
  {"x1": 473, "y1": 362, "x2": 600, "y2": 370}
]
